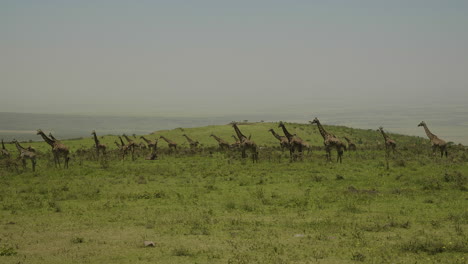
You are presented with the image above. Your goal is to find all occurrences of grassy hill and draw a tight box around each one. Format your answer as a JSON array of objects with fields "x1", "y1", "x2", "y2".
[
  {"x1": 0, "y1": 122, "x2": 467, "y2": 263},
  {"x1": 4, "y1": 121, "x2": 431, "y2": 153}
]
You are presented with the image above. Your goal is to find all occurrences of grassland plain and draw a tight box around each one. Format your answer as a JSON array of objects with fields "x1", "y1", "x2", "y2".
[{"x1": 0, "y1": 122, "x2": 467, "y2": 263}]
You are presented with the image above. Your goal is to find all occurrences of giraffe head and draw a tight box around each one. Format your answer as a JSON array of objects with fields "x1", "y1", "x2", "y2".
[
  {"x1": 417, "y1": 121, "x2": 426, "y2": 127},
  {"x1": 278, "y1": 121, "x2": 285, "y2": 128},
  {"x1": 309, "y1": 117, "x2": 320, "y2": 125},
  {"x1": 268, "y1": 128, "x2": 274, "y2": 132},
  {"x1": 36, "y1": 129, "x2": 43, "y2": 135},
  {"x1": 91, "y1": 130, "x2": 96, "y2": 135},
  {"x1": 378, "y1": 126, "x2": 384, "y2": 132}
]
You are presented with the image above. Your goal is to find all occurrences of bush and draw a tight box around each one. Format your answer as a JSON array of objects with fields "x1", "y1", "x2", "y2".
[{"x1": 0, "y1": 246, "x2": 17, "y2": 256}]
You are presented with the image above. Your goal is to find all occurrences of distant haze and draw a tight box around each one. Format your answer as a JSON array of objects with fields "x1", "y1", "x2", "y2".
[{"x1": 1, "y1": 1, "x2": 467, "y2": 116}]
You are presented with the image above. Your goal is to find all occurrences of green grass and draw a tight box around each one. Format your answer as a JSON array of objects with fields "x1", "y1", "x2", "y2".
[{"x1": 0, "y1": 122, "x2": 467, "y2": 263}]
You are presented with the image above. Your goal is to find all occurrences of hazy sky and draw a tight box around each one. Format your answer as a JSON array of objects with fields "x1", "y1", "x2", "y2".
[{"x1": 1, "y1": 0, "x2": 467, "y2": 115}]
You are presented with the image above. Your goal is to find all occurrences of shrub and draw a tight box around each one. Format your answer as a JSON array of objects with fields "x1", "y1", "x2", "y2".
[
  {"x1": 172, "y1": 247, "x2": 192, "y2": 257},
  {"x1": 71, "y1": 237, "x2": 84, "y2": 244},
  {"x1": 0, "y1": 246, "x2": 17, "y2": 256}
]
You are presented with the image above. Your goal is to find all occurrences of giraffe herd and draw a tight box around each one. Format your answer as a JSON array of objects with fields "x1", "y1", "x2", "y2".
[{"x1": 0, "y1": 119, "x2": 453, "y2": 171}]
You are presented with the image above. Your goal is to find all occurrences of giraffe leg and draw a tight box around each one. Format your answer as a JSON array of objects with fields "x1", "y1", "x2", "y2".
[
  {"x1": 32, "y1": 159, "x2": 36, "y2": 172},
  {"x1": 326, "y1": 148, "x2": 331, "y2": 162},
  {"x1": 337, "y1": 148, "x2": 343, "y2": 163},
  {"x1": 22, "y1": 158, "x2": 26, "y2": 169},
  {"x1": 431, "y1": 145, "x2": 437, "y2": 156},
  {"x1": 54, "y1": 153, "x2": 60, "y2": 168},
  {"x1": 297, "y1": 145, "x2": 303, "y2": 161},
  {"x1": 53, "y1": 153, "x2": 57, "y2": 168}
]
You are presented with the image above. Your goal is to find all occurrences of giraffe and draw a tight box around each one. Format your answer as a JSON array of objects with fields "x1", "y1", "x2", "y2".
[
  {"x1": 140, "y1": 136, "x2": 157, "y2": 149},
  {"x1": 295, "y1": 134, "x2": 312, "y2": 155},
  {"x1": 37, "y1": 129, "x2": 70, "y2": 168},
  {"x1": 210, "y1": 134, "x2": 230, "y2": 150},
  {"x1": 91, "y1": 130, "x2": 107, "y2": 158},
  {"x1": 1, "y1": 139, "x2": 10, "y2": 158},
  {"x1": 12, "y1": 138, "x2": 36, "y2": 153},
  {"x1": 378, "y1": 127, "x2": 397, "y2": 155},
  {"x1": 119, "y1": 136, "x2": 135, "y2": 161},
  {"x1": 159, "y1": 136, "x2": 178, "y2": 150},
  {"x1": 268, "y1": 128, "x2": 290, "y2": 151},
  {"x1": 183, "y1": 134, "x2": 199, "y2": 149},
  {"x1": 231, "y1": 135, "x2": 241, "y2": 148},
  {"x1": 232, "y1": 122, "x2": 258, "y2": 162},
  {"x1": 145, "y1": 138, "x2": 159, "y2": 160},
  {"x1": 278, "y1": 121, "x2": 305, "y2": 160},
  {"x1": 418, "y1": 121, "x2": 448, "y2": 157},
  {"x1": 344, "y1": 136, "x2": 357, "y2": 151},
  {"x1": 309, "y1": 118, "x2": 346, "y2": 163},
  {"x1": 12, "y1": 139, "x2": 36, "y2": 172}
]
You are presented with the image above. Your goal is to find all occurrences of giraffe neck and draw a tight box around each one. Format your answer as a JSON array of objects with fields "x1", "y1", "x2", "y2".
[
  {"x1": 269, "y1": 129, "x2": 282, "y2": 140},
  {"x1": 1, "y1": 140, "x2": 5, "y2": 150},
  {"x1": 379, "y1": 129, "x2": 389, "y2": 140},
  {"x1": 38, "y1": 131, "x2": 55, "y2": 146},
  {"x1": 14, "y1": 141, "x2": 26, "y2": 152},
  {"x1": 115, "y1": 141, "x2": 121, "y2": 148},
  {"x1": 49, "y1": 133, "x2": 58, "y2": 142},
  {"x1": 211, "y1": 135, "x2": 221, "y2": 142},
  {"x1": 422, "y1": 124, "x2": 436, "y2": 140},
  {"x1": 92, "y1": 133, "x2": 100, "y2": 147},
  {"x1": 279, "y1": 124, "x2": 293, "y2": 140},
  {"x1": 184, "y1": 135, "x2": 194, "y2": 143},
  {"x1": 233, "y1": 124, "x2": 246, "y2": 141},
  {"x1": 160, "y1": 136, "x2": 170, "y2": 143},
  {"x1": 119, "y1": 137, "x2": 126, "y2": 146},
  {"x1": 315, "y1": 121, "x2": 329, "y2": 140},
  {"x1": 123, "y1": 135, "x2": 133, "y2": 143},
  {"x1": 141, "y1": 136, "x2": 151, "y2": 144}
]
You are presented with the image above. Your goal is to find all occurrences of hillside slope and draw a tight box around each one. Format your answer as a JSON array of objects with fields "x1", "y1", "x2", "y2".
[{"x1": 3, "y1": 122, "x2": 429, "y2": 153}]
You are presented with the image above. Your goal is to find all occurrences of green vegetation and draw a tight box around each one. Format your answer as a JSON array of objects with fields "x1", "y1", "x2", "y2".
[{"x1": 1, "y1": 122, "x2": 467, "y2": 263}]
